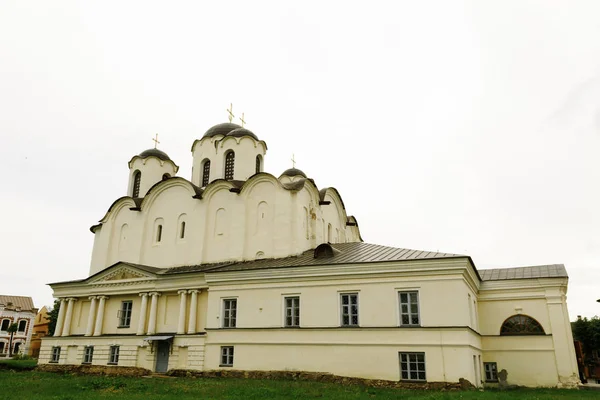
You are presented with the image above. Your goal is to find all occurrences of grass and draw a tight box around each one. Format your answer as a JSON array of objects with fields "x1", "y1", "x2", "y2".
[
  {"x1": 0, "y1": 359, "x2": 37, "y2": 370},
  {"x1": 0, "y1": 371, "x2": 595, "y2": 400}
]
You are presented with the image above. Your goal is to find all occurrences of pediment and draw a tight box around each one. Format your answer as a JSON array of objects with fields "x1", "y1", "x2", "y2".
[{"x1": 90, "y1": 264, "x2": 156, "y2": 285}]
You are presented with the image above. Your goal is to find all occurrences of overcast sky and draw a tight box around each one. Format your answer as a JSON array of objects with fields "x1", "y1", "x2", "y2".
[{"x1": 1, "y1": 1, "x2": 599, "y2": 318}]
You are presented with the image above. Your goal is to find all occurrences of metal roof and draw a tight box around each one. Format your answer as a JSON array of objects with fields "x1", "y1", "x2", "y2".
[
  {"x1": 479, "y1": 264, "x2": 568, "y2": 281},
  {"x1": 165, "y1": 242, "x2": 465, "y2": 275},
  {"x1": 0, "y1": 295, "x2": 35, "y2": 311}
]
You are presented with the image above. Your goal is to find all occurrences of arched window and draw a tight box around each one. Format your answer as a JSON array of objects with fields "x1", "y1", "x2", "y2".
[
  {"x1": 13, "y1": 342, "x2": 21, "y2": 354},
  {"x1": 162, "y1": 173, "x2": 171, "y2": 180},
  {"x1": 17, "y1": 320, "x2": 27, "y2": 332},
  {"x1": 180, "y1": 221, "x2": 186, "y2": 239},
  {"x1": 156, "y1": 224, "x2": 163, "y2": 243},
  {"x1": 132, "y1": 170, "x2": 141, "y2": 198},
  {"x1": 0, "y1": 319, "x2": 9, "y2": 331},
  {"x1": 0, "y1": 342, "x2": 4, "y2": 354},
  {"x1": 202, "y1": 160, "x2": 211, "y2": 186},
  {"x1": 224, "y1": 151, "x2": 235, "y2": 180},
  {"x1": 327, "y1": 224, "x2": 332, "y2": 243},
  {"x1": 256, "y1": 155, "x2": 261, "y2": 174},
  {"x1": 500, "y1": 315, "x2": 545, "y2": 335}
]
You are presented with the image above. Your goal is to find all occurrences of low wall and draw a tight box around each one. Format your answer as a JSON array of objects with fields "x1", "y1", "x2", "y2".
[{"x1": 36, "y1": 364, "x2": 151, "y2": 377}]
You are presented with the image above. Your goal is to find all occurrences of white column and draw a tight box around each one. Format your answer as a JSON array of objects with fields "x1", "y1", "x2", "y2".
[
  {"x1": 147, "y1": 292, "x2": 160, "y2": 335},
  {"x1": 137, "y1": 293, "x2": 149, "y2": 335},
  {"x1": 85, "y1": 296, "x2": 98, "y2": 337},
  {"x1": 93, "y1": 296, "x2": 108, "y2": 336},
  {"x1": 177, "y1": 290, "x2": 188, "y2": 335},
  {"x1": 53, "y1": 298, "x2": 67, "y2": 337},
  {"x1": 61, "y1": 298, "x2": 77, "y2": 337},
  {"x1": 187, "y1": 290, "x2": 199, "y2": 334}
]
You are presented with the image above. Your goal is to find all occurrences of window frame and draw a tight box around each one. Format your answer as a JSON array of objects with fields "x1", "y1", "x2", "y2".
[
  {"x1": 108, "y1": 345, "x2": 120, "y2": 365},
  {"x1": 500, "y1": 314, "x2": 545, "y2": 336},
  {"x1": 484, "y1": 362, "x2": 498, "y2": 382},
  {"x1": 17, "y1": 320, "x2": 27, "y2": 332},
  {"x1": 117, "y1": 300, "x2": 133, "y2": 328},
  {"x1": 222, "y1": 298, "x2": 237, "y2": 328},
  {"x1": 202, "y1": 159, "x2": 211, "y2": 186},
  {"x1": 398, "y1": 291, "x2": 420, "y2": 326},
  {"x1": 0, "y1": 342, "x2": 4, "y2": 354},
  {"x1": 399, "y1": 352, "x2": 426, "y2": 382},
  {"x1": 50, "y1": 346, "x2": 61, "y2": 363},
  {"x1": 224, "y1": 151, "x2": 235, "y2": 180},
  {"x1": 284, "y1": 296, "x2": 300, "y2": 327},
  {"x1": 132, "y1": 170, "x2": 141, "y2": 198},
  {"x1": 340, "y1": 292, "x2": 359, "y2": 327},
  {"x1": 220, "y1": 346, "x2": 234, "y2": 367},
  {"x1": 0, "y1": 319, "x2": 10, "y2": 331},
  {"x1": 83, "y1": 346, "x2": 94, "y2": 364}
]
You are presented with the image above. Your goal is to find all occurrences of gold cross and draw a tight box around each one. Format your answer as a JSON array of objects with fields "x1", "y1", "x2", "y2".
[
  {"x1": 239, "y1": 112, "x2": 246, "y2": 128},
  {"x1": 291, "y1": 154, "x2": 296, "y2": 168},
  {"x1": 226, "y1": 103, "x2": 235, "y2": 123},
  {"x1": 152, "y1": 133, "x2": 160, "y2": 149}
]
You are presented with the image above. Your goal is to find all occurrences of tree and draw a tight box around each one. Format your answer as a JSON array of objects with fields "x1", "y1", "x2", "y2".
[
  {"x1": 572, "y1": 316, "x2": 600, "y2": 363},
  {"x1": 7, "y1": 323, "x2": 18, "y2": 357},
  {"x1": 47, "y1": 299, "x2": 61, "y2": 336}
]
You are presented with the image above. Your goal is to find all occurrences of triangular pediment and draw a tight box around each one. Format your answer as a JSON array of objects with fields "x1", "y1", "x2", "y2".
[{"x1": 90, "y1": 262, "x2": 158, "y2": 285}]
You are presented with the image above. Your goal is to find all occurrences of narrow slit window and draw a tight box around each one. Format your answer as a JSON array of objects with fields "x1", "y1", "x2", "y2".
[
  {"x1": 224, "y1": 152, "x2": 235, "y2": 180},
  {"x1": 156, "y1": 225, "x2": 163, "y2": 243},
  {"x1": 132, "y1": 171, "x2": 141, "y2": 198},
  {"x1": 202, "y1": 160, "x2": 211, "y2": 186},
  {"x1": 180, "y1": 221, "x2": 186, "y2": 239},
  {"x1": 255, "y1": 155, "x2": 261, "y2": 174}
]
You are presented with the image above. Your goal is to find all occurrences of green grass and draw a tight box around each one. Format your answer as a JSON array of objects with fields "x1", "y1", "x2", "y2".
[
  {"x1": 0, "y1": 359, "x2": 37, "y2": 370},
  {"x1": 0, "y1": 371, "x2": 593, "y2": 400}
]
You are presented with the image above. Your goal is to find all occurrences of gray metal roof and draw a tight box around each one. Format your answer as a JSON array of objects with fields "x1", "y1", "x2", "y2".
[
  {"x1": 479, "y1": 264, "x2": 567, "y2": 281},
  {"x1": 165, "y1": 242, "x2": 465, "y2": 275}
]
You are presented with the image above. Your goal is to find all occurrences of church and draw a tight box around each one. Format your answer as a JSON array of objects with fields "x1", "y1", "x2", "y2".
[{"x1": 39, "y1": 120, "x2": 579, "y2": 388}]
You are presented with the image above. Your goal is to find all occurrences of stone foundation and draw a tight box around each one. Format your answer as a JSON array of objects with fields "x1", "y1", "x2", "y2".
[
  {"x1": 36, "y1": 364, "x2": 151, "y2": 377},
  {"x1": 167, "y1": 369, "x2": 474, "y2": 390}
]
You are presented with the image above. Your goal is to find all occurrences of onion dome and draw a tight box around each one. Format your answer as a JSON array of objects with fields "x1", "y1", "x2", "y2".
[
  {"x1": 202, "y1": 123, "x2": 242, "y2": 138},
  {"x1": 280, "y1": 168, "x2": 307, "y2": 178},
  {"x1": 138, "y1": 148, "x2": 171, "y2": 161},
  {"x1": 227, "y1": 127, "x2": 259, "y2": 140}
]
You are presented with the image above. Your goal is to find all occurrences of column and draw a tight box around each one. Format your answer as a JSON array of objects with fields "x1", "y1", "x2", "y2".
[
  {"x1": 136, "y1": 293, "x2": 149, "y2": 335},
  {"x1": 93, "y1": 296, "x2": 108, "y2": 336},
  {"x1": 61, "y1": 298, "x2": 77, "y2": 337},
  {"x1": 147, "y1": 292, "x2": 160, "y2": 335},
  {"x1": 53, "y1": 298, "x2": 67, "y2": 337},
  {"x1": 187, "y1": 290, "x2": 199, "y2": 334},
  {"x1": 85, "y1": 296, "x2": 98, "y2": 337},
  {"x1": 177, "y1": 290, "x2": 188, "y2": 335}
]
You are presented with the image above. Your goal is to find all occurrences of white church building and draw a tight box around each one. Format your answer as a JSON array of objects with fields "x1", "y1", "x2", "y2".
[{"x1": 39, "y1": 122, "x2": 579, "y2": 387}]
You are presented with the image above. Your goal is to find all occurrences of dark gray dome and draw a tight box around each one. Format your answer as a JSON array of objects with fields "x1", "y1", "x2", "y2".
[
  {"x1": 280, "y1": 168, "x2": 307, "y2": 178},
  {"x1": 139, "y1": 148, "x2": 171, "y2": 161},
  {"x1": 202, "y1": 123, "x2": 242, "y2": 138},
  {"x1": 227, "y1": 127, "x2": 259, "y2": 140}
]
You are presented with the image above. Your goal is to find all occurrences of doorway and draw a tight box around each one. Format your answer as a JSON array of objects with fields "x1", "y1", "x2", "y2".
[{"x1": 155, "y1": 341, "x2": 170, "y2": 373}]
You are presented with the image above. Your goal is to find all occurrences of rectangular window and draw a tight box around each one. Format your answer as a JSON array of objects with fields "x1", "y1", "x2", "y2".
[
  {"x1": 484, "y1": 362, "x2": 498, "y2": 382},
  {"x1": 118, "y1": 301, "x2": 133, "y2": 327},
  {"x1": 220, "y1": 346, "x2": 234, "y2": 367},
  {"x1": 284, "y1": 296, "x2": 300, "y2": 327},
  {"x1": 340, "y1": 293, "x2": 359, "y2": 326},
  {"x1": 18, "y1": 320, "x2": 27, "y2": 332},
  {"x1": 1, "y1": 319, "x2": 9, "y2": 331},
  {"x1": 399, "y1": 352, "x2": 426, "y2": 381},
  {"x1": 109, "y1": 346, "x2": 120, "y2": 365},
  {"x1": 51, "y1": 346, "x2": 61, "y2": 363},
  {"x1": 83, "y1": 346, "x2": 94, "y2": 364},
  {"x1": 399, "y1": 291, "x2": 420, "y2": 326},
  {"x1": 222, "y1": 299, "x2": 237, "y2": 328}
]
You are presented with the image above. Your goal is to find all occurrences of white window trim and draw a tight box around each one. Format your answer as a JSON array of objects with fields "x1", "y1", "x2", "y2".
[
  {"x1": 220, "y1": 346, "x2": 234, "y2": 367},
  {"x1": 108, "y1": 345, "x2": 120, "y2": 365},
  {"x1": 221, "y1": 298, "x2": 238, "y2": 328},
  {"x1": 399, "y1": 352, "x2": 427, "y2": 381},
  {"x1": 338, "y1": 291, "x2": 360, "y2": 327},
  {"x1": 398, "y1": 290, "x2": 421, "y2": 327},
  {"x1": 282, "y1": 295, "x2": 301, "y2": 328}
]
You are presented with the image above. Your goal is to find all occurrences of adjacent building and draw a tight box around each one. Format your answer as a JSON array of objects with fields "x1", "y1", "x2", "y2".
[
  {"x1": 0, "y1": 295, "x2": 37, "y2": 357},
  {"x1": 39, "y1": 122, "x2": 579, "y2": 387}
]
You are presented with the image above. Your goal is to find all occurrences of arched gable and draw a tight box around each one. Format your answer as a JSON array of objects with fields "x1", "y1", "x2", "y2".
[
  {"x1": 138, "y1": 177, "x2": 201, "y2": 211},
  {"x1": 319, "y1": 187, "x2": 348, "y2": 227},
  {"x1": 217, "y1": 135, "x2": 268, "y2": 152},
  {"x1": 98, "y1": 197, "x2": 137, "y2": 224}
]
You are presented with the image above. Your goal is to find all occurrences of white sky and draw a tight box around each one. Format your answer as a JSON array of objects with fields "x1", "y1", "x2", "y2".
[{"x1": 1, "y1": 1, "x2": 599, "y2": 318}]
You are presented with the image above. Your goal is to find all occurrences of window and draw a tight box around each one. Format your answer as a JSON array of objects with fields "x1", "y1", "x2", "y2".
[
  {"x1": 156, "y1": 224, "x2": 163, "y2": 243},
  {"x1": 83, "y1": 346, "x2": 94, "y2": 364},
  {"x1": 118, "y1": 301, "x2": 133, "y2": 327},
  {"x1": 224, "y1": 151, "x2": 235, "y2": 180},
  {"x1": 0, "y1": 319, "x2": 9, "y2": 331},
  {"x1": 222, "y1": 299, "x2": 237, "y2": 328},
  {"x1": 284, "y1": 297, "x2": 300, "y2": 327},
  {"x1": 484, "y1": 362, "x2": 498, "y2": 382},
  {"x1": 255, "y1": 155, "x2": 261, "y2": 174},
  {"x1": 500, "y1": 315, "x2": 545, "y2": 335},
  {"x1": 51, "y1": 346, "x2": 61, "y2": 363},
  {"x1": 202, "y1": 160, "x2": 211, "y2": 186},
  {"x1": 399, "y1": 291, "x2": 420, "y2": 326},
  {"x1": 162, "y1": 173, "x2": 171, "y2": 180},
  {"x1": 109, "y1": 346, "x2": 120, "y2": 364},
  {"x1": 132, "y1": 170, "x2": 141, "y2": 198},
  {"x1": 180, "y1": 221, "x2": 186, "y2": 239},
  {"x1": 13, "y1": 342, "x2": 21, "y2": 354},
  {"x1": 17, "y1": 320, "x2": 27, "y2": 332},
  {"x1": 399, "y1": 352, "x2": 426, "y2": 381},
  {"x1": 0, "y1": 343, "x2": 4, "y2": 354},
  {"x1": 340, "y1": 293, "x2": 359, "y2": 326},
  {"x1": 220, "y1": 346, "x2": 234, "y2": 367}
]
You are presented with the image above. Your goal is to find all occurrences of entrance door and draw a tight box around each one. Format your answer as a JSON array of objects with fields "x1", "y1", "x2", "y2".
[{"x1": 155, "y1": 341, "x2": 170, "y2": 373}]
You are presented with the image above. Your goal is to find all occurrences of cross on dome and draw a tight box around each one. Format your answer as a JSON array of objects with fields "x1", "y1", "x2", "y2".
[{"x1": 152, "y1": 133, "x2": 160, "y2": 149}]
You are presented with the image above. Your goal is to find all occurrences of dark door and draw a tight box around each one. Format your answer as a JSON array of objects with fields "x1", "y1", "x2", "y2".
[{"x1": 155, "y1": 341, "x2": 170, "y2": 373}]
